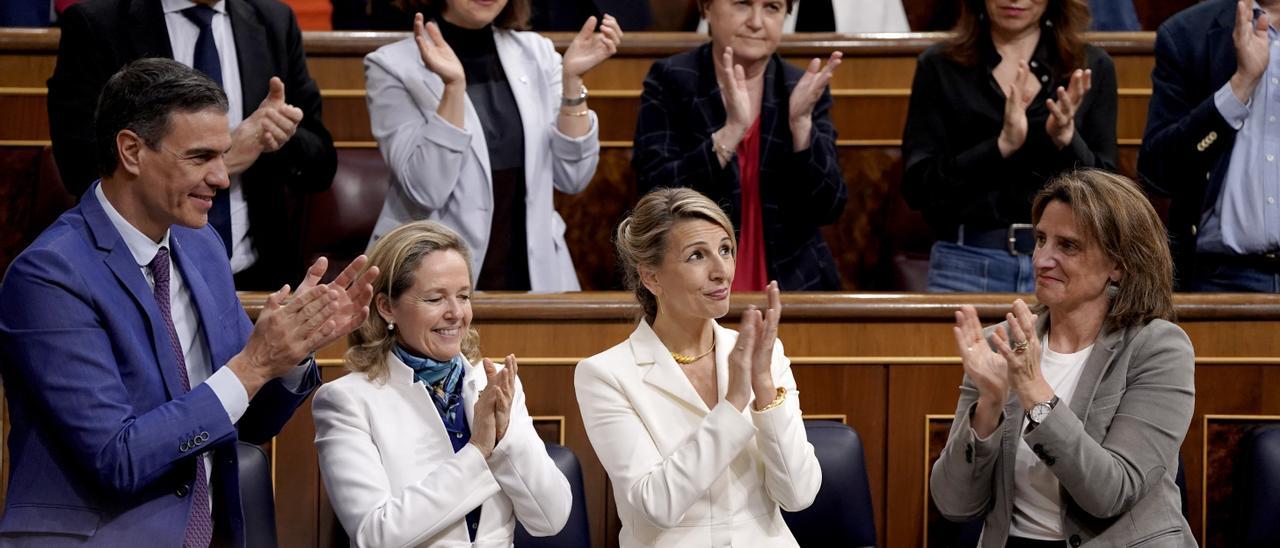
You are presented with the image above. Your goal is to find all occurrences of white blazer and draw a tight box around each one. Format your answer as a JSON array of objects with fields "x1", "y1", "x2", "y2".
[
  {"x1": 363, "y1": 30, "x2": 599, "y2": 291},
  {"x1": 313, "y1": 353, "x2": 572, "y2": 547},
  {"x1": 574, "y1": 320, "x2": 822, "y2": 548}
]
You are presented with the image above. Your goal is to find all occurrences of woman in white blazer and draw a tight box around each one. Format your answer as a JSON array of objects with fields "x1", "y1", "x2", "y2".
[
  {"x1": 363, "y1": 0, "x2": 622, "y2": 291},
  {"x1": 575, "y1": 188, "x2": 822, "y2": 547},
  {"x1": 314, "y1": 220, "x2": 572, "y2": 547}
]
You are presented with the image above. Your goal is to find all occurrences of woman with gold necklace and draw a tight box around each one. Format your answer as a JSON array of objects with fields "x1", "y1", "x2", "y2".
[{"x1": 574, "y1": 187, "x2": 821, "y2": 547}]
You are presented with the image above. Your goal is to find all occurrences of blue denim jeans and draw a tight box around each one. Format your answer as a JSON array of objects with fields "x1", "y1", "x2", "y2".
[
  {"x1": 926, "y1": 241, "x2": 1035, "y2": 293},
  {"x1": 1190, "y1": 262, "x2": 1280, "y2": 293}
]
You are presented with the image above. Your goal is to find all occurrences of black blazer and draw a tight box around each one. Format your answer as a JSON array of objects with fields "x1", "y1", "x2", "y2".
[
  {"x1": 47, "y1": 0, "x2": 337, "y2": 288},
  {"x1": 1138, "y1": 0, "x2": 1241, "y2": 282},
  {"x1": 632, "y1": 43, "x2": 848, "y2": 290}
]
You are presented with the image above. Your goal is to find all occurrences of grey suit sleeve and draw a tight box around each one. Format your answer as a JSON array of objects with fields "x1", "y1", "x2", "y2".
[
  {"x1": 929, "y1": 375, "x2": 1007, "y2": 521},
  {"x1": 1022, "y1": 320, "x2": 1195, "y2": 519}
]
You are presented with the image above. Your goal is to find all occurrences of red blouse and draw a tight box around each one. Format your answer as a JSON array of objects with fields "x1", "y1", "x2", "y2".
[{"x1": 732, "y1": 117, "x2": 767, "y2": 292}]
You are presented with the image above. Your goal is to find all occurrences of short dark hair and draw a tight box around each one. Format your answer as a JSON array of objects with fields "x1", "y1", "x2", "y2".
[
  {"x1": 94, "y1": 57, "x2": 228, "y2": 178},
  {"x1": 398, "y1": 0, "x2": 530, "y2": 30}
]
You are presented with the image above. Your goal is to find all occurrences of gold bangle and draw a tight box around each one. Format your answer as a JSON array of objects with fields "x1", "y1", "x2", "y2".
[
  {"x1": 752, "y1": 387, "x2": 787, "y2": 413},
  {"x1": 560, "y1": 107, "x2": 590, "y2": 117}
]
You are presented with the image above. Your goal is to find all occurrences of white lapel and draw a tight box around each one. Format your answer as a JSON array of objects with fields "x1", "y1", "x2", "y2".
[
  {"x1": 632, "y1": 320, "x2": 712, "y2": 415},
  {"x1": 386, "y1": 351, "x2": 453, "y2": 441}
]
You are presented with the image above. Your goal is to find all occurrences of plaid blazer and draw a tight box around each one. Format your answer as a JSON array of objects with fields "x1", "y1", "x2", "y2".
[{"x1": 631, "y1": 43, "x2": 848, "y2": 290}]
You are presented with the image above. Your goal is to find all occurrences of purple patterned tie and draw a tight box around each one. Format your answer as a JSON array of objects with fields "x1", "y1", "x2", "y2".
[{"x1": 149, "y1": 247, "x2": 214, "y2": 548}]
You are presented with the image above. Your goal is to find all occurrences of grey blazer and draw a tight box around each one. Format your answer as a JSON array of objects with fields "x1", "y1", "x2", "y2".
[{"x1": 930, "y1": 314, "x2": 1196, "y2": 547}]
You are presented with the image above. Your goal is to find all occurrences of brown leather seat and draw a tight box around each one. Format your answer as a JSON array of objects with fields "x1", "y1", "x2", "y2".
[
  {"x1": 0, "y1": 147, "x2": 75, "y2": 274},
  {"x1": 298, "y1": 149, "x2": 390, "y2": 279}
]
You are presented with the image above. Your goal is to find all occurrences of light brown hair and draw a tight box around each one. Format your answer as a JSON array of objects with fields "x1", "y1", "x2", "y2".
[
  {"x1": 616, "y1": 188, "x2": 736, "y2": 324},
  {"x1": 346, "y1": 220, "x2": 481, "y2": 381},
  {"x1": 1031, "y1": 169, "x2": 1175, "y2": 330},
  {"x1": 946, "y1": 0, "x2": 1090, "y2": 82},
  {"x1": 398, "y1": 0, "x2": 530, "y2": 30}
]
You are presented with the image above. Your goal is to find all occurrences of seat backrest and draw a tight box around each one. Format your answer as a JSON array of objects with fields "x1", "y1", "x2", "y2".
[
  {"x1": 1235, "y1": 427, "x2": 1280, "y2": 546},
  {"x1": 237, "y1": 441, "x2": 278, "y2": 548},
  {"x1": 514, "y1": 443, "x2": 591, "y2": 548},
  {"x1": 782, "y1": 420, "x2": 877, "y2": 548},
  {"x1": 298, "y1": 148, "x2": 390, "y2": 278}
]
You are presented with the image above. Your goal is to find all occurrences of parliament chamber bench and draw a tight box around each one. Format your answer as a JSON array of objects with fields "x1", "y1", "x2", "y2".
[{"x1": 1, "y1": 30, "x2": 1158, "y2": 290}]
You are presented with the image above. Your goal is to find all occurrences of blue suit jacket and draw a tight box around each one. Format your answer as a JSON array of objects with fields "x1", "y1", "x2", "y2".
[
  {"x1": 0, "y1": 185, "x2": 319, "y2": 546},
  {"x1": 1138, "y1": 0, "x2": 1239, "y2": 283}
]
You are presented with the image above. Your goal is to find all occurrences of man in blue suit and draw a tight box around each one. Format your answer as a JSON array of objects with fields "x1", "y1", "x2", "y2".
[
  {"x1": 1140, "y1": 0, "x2": 1280, "y2": 292},
  {"x1": 0, "y1": 58, "x2": 376, "y2": 546}
]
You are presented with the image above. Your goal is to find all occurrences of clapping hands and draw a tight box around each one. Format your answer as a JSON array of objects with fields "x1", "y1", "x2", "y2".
[
  {"x1": 726, "y1": 281, "x2": 782, "y2": 412},
  {"x1": 562, "y1": 15, "x2": 623, "y2": 79},
  {"x1": 471, "y1": 355, "x2": 518, "y2": 458},
  {"x1": 788, "y1": 52, "x2": 842, "y2": 151},
  {"x1": 1045, "y1": 69, "x2": 1092, "y2": 150},
  {"x1": 231, "y1": 256, "x2": 378, "y2": 398}
]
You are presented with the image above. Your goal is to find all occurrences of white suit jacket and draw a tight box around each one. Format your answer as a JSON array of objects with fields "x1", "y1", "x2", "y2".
[
  {"x1": 363, "y1": 30, "x2": 599, "y2": 291},
  {"x1": 313, "y1": 353, "x2": 572, "y2": 547},
  {"x1": 574, "y1": 320, "x2": 822, "y2": 548}
]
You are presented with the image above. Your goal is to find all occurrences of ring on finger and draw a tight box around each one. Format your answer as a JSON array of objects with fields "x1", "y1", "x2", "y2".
[{"x1": 1012, "y1": 339, "x2": 1030, "y2": 354}]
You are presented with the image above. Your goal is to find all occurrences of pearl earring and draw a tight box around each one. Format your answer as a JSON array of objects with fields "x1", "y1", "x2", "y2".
[{"x1": 388, "y1": 322, "x2": 396, "y2": 332}]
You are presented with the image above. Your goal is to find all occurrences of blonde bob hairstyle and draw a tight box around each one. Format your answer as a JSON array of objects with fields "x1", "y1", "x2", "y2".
[
  {"x1": 1031, "y1": 169, "x2": 1175, "y2": 330},
  {"x1": 616, "y1": 188, "x2": 737, "y2": 324},
  {"x1": 346, "y1": 220, "x2": 481, "y2": 381}
]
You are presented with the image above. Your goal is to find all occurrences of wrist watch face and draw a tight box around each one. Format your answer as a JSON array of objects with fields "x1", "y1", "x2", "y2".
[{"x1": 1029, "y1": 402, "x2": 1052, "y2": 424}]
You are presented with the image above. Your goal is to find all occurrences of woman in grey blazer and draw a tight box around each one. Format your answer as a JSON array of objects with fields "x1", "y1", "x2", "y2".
[
  {"x1": 363, "y1": 0, "x2": 621, "y2": 291},
  {"x1": 931, "y1": 169, "x2": 1196, "y2": 547}
]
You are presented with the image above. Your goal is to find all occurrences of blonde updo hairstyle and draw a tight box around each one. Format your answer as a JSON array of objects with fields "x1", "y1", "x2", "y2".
[
  {"x1": 616, "y1": 188, "x2": 737, "y2": 324},
  {"x1": 346, "y1": 220, "x2": 482, "y2": 381}
]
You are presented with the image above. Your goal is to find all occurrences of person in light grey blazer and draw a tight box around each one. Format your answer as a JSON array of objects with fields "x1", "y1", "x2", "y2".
[
  {"x1": 931, "y1": 169, "x2": 1197, "y2": 548},
  {"x1": 363, "y1": 0, "x2": 621, "y2": 291}
]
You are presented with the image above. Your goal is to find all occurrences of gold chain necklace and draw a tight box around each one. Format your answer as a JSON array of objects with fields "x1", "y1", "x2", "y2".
[{"x1": 671, "y1": 344, "x2": 715, "y2": 365}]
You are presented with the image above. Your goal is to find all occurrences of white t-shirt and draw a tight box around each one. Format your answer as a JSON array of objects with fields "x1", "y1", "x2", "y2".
[{"x1": 1008, "y1": 335, "x2": 1093, "y2": 540}]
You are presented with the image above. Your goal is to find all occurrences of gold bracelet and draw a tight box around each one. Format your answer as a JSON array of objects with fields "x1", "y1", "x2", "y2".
[
  {"x1": 560, "y1": 107, "x2": 590, "y2": 117},
  {"x1": 752, "y1": 387, "x2": 787, "y2": 413}
]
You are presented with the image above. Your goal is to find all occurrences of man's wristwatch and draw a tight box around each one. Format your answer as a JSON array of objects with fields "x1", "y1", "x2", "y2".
[
  {"x1": 561, "y1": 83, "x2": 588, "y2": 106},
  {"x1": 1026, "y1": 395, "x2": 1060, "y2": 426}
]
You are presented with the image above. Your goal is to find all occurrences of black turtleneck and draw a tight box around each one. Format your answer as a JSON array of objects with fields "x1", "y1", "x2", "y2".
[{"x1": 436, "y1": 18, "x2": 530, "y2": 291}]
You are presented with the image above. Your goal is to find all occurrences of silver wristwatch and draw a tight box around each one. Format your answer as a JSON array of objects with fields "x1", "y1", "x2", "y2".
[
  {"x1": 1027, "y1": 395, "x2": 1060, "y2": 426},
  {"x1": 561, "y1": 83, "x2": 588, "y2": 106}
]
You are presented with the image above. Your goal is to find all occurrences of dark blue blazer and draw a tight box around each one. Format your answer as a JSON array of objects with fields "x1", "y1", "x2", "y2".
[
  {"x1": 1138, "y1": 0, "x2": 1240, "y2": 278},
  {"x1": 0, "y1": 185, "x2": 319, "y2": 546},
  {"x1": 632, "y1": 43, "x2": 848, "y2": 290}
]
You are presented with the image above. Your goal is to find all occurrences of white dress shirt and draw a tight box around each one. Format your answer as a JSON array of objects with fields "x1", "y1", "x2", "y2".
[{"x1": 162, "y1": 0, "x2": 258, "y2": 273}]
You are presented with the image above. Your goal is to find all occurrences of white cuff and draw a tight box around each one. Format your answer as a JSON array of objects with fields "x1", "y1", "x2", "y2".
[
  {"x1": 1214, "y1": 82, "x2": 1251, "y2": 130},
  {"x1": 207, "y1": 366, "x2": 250, "y2": 424}
]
